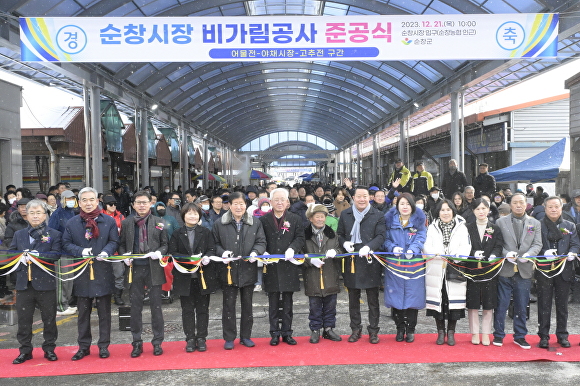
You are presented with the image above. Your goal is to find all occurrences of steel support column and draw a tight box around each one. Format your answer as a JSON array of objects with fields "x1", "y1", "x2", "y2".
[
  {"x1": 399, "y1": 120, "x2": 407, "y2": 164},
  {"x1": 89, "y1": 85, "x2": 103, "y2": 193},
  {"x1": 450, "y1": 91, "x2": 461, "y2": 164},
  {"x1": 140, "y1": 108, "x2": 150, "y2": 188}
]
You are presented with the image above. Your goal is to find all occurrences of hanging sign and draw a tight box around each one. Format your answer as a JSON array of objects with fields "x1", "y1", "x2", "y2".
[{"x1": 20, "y1": 13, "x2": 558, "y2": 62}]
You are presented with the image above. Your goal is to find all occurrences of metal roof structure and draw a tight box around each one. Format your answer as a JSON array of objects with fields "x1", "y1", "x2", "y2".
[{"x1": 1, "y1": 0, "x2": 579, "y2": 154}]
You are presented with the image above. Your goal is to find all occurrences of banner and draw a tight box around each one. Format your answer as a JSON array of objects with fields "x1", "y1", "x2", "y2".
[{"x1": 20, "y1": 13, "x2": 558, "y2": 62}]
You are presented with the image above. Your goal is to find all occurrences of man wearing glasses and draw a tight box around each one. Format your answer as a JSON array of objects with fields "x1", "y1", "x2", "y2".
[
  {"x1": 9, "y1": 199, "x2": 62, "y2": 364},
  {"x1": 166, "y1": 192, "x2": 184, "y2": 227},
  {"x1": 118, "y1": 191, "x2": 168, "y2": 358},
  {"x1": 260, "y1": 188, "x2": 305, "y2": 346},
  {"x1": 62, "y1": 187, "x2": 120, "y2": 361}
]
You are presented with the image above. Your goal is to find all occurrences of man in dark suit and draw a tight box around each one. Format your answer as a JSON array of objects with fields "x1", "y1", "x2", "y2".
[
  {"x1": 473, "y1": 163, "x2": 496, "y2": 198},
  {"x1": 260, "y1": 188, "x2": 305, "y2": 346},
  {"x1": 536, "y1": 196, "x2": 580, "y2": 349},
  {"x1": 62, "y1": 187, "x2": 120, "y2": 361},
  {"x1": 9, "y1": 200, "x2": 61, "y2": 364},
  {"x1": 337, "y1": 186, "x2": 386, "y2": 344},
  {"x1": 493, "y1": 192, "x2": 542, "y2": 349},
  {"x1": 119, "y1": 190, "x2": 168, "y2": 358}
]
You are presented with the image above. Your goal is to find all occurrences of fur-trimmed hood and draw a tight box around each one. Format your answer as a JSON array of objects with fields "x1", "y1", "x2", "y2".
[{"x1": 304, "y1": 223, "x2": 336, "y2": 240}]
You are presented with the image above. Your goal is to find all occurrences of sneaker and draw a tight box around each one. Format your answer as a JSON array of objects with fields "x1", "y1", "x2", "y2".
[
  {"x1": 514, "y1": 338, "x2": 531, "y2": 349},
  {"x1": 56, "y1": 307, "x2": 76, "y2": 316},
  {"x1": 492, "y1": 337, "x2": 503, "y2": 347},
  {"x1": 254, "y1": 285, "x2": 262, "y2": 292}
]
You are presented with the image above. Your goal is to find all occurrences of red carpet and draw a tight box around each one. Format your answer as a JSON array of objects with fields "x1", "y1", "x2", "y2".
[{"x1": 2, "y1": 334, "x2": 579, "y2": 378}]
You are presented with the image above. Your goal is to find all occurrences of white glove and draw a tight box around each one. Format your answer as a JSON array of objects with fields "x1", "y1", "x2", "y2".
[
  {"x1": 222, "y1": 250, "x2": 233, "y2": 258},
  {"x1": 474, "y1": 250, "x2": 485, "y2": 260},
  {"x1": 261, "y1": 251, "x2": 270, "y2": 265},
  {"x1": 393, "y1": 246, "x2": 404, "y2": 257},
  {"x1": 359, "y1": 245, "x2": 370, "y2": 257},
  {"x1": 325, "y1": 249, "x2": 337, "y2": 259},
  {"x1": 201, "y1": 256, "x2": 210, "y2": 265},
  {"x1": 82, "y1": 248, "x2": 93, "y2": 257},
  {"x1": 506, "y1": 251, "x2": 517, "y2": 264},
  {"x1": 284, "y1": 248, "x2": 295, "y2": 260},
  {"x1": 123, "y1": 258, "x2": 133, "y2": 266},
  {"x1": 123, "y1": 252, "x2": 132, "y2": 256},
  {"x1": 248, "y1": 251, "x2": 257, "y2": 263},
  {"x1": 30, "y1": 250, "x2": 38, "y2": 255},
  {"x1": 489, "y1": 254, "x2": 500, "y2": 261},
  {"x1": 343, "y1": 241, "x2": 355, "y2": 253},
  {"x1": 567, "y1": 252, "x2": 577, "y2": 262},
  {"x1": 257, "y1": 260, "x2": 264, "y2": 267},
  {"x1": 96, "y1": 251, "x2": 108, "y2": 261},
  {"x1": 405, "y1": 250, "x2": 414, "y2": 259},
  {"x1": 22, "y1": 250, "x2": 33, "y2": 262},
  {"x1": 518, "y1": 253, "x2": 530, "y2": 263},
  {"x1": 148, "y1": 251, "x2": 162, "y2": 260},
  {"x1": 544, "y1": 249, "x2": 558, "y2": 260},
  {"x1": 311, "y1": 258, "x2": 325, "y2": 268}
]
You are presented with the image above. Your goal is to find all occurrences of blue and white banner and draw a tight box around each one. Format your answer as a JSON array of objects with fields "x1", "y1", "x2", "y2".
[{"x1": 20, "y1": 13, "x2": 558, "y2": 62}]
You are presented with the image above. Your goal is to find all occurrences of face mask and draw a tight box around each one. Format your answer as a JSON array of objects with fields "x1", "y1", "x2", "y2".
[
  {"x1": 66, "y1": 201, "x2": 75, "y2": 208},
  {"x1": 416, "y1": 203, "x2": 424, "y2": 210},
  {"x1": 157, "y1": 209, "x2": 166, "y2": 217},
  {"x1": 174, "y1": 199, "x2": 181, "y2": 206},
  {"x1": 261, "y1": 205, "x2": 271, "y2": 212},
  {"x1": 201, "y1": 204, "x2": 210, "y2": 211},
  {"x1": 431, "y1": 194, "x2": 439, "y2": 200},
  {"x1": 8, "y1": 198, "x2": 16, "y2": 204},
  {"x1": 164, "y1": 189, "x2": 170, "y2": 193}
]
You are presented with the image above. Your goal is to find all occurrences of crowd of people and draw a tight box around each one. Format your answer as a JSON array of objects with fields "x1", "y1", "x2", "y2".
[{"x1": 1, "y1": 157, "x2": 580, "y2": 365}]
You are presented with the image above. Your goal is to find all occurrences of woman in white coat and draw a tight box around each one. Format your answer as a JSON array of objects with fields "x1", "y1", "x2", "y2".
[{"x1": 423, "y1": 199, "x2": 471, "y2": 346}]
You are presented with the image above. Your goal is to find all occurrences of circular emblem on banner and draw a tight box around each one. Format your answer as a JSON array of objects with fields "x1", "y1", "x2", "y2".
[
  {"x1": 496, "y1": 21, "x2": 525, "y2": 51},
  {"x1": 56, "y1": 25, "x2": 87, "y2": 55}
]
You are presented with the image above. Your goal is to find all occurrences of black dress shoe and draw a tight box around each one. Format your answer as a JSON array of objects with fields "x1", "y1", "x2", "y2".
[
  {"x1": 153, "y1": 344, "x2": 163, "y2": 356},
  {"x1": 348, "y1": 329, "x2": 362, "y2": 343},
  {"x1": 196, "y1": 338, "x2": 207, "y2": 352},
  {"x1": 322, "y1": 328, "x2": 342, "y2": 342},
  {"x1": 282, "y1": 336, "x2": 297, "y2": 345},
  {"x1": 99, "y1": 347, "x2": 110, "y2": 358},
  {"x1": 186, "y1": 340, "x2": 196, "y2": 353},
  {"x1": 369, "y1": 332, "x2": 380, "y2": 344},
  {"x1": 538, "y1": 337, "x2": 549, "y2": 348},
  {"x1": 310, "y1": 330, "x2": 320, "y2": 344},
  {"x1": 558, "y1": 338, "x2": 571, "y2": 348},
  {"x1": 44, "y1": 351, "x2": 58, "y2": 361},
  {"x1": 396, "y1": 329, "x2": 405, "y2": 342},
  {"x1": 71, "y1": 349, "x2": 90, "y2": 361},
  {"x1": 13, "y1": 353, "x2": 33, "y2": 364},
  {"x1": 405, "y1": 332, "x2": 415, "y2": 343},
  {"x1": 270, "y1": 336, "x2": 280, "y2": 346},
  {"x1": 131, "y1": 342, "x2": 143, "y2": 358}
]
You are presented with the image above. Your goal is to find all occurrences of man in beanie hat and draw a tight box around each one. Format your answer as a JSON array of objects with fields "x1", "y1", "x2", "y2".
[{"x1": 303, "y1": 204, "x2": 343, "y2": 344}]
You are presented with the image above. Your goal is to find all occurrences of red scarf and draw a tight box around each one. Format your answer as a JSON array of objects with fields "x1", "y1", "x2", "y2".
[
  {"x1": 271, "y1": 210, "x2": 287, "y2": 231},
  {"x1": 80, "y1": 207, "x2": 101, "y2": 239}
]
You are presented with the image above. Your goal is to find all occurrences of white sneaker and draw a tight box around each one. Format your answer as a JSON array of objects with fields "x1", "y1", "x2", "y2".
[
  {"x1": 254, "y1": 285, "x2": 262, "y2": 292},
  {"x1": 56, "y1": 307, "x2": 76, "y2": 316}
]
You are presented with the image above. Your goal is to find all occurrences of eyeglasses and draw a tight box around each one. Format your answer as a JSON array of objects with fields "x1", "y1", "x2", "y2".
[{"x1": 134, "y1": 201, "x2": 150, "y2": 205}]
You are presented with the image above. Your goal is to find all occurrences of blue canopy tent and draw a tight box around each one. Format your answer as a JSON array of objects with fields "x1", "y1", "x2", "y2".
[{"x1": 490, "y1": 138, "x2": 569, "y2": 183}]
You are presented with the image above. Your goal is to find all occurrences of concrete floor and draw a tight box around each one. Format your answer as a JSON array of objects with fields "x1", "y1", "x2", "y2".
[{"x1": 2, "y1": 281, "x2": 580, "y2": 385}]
